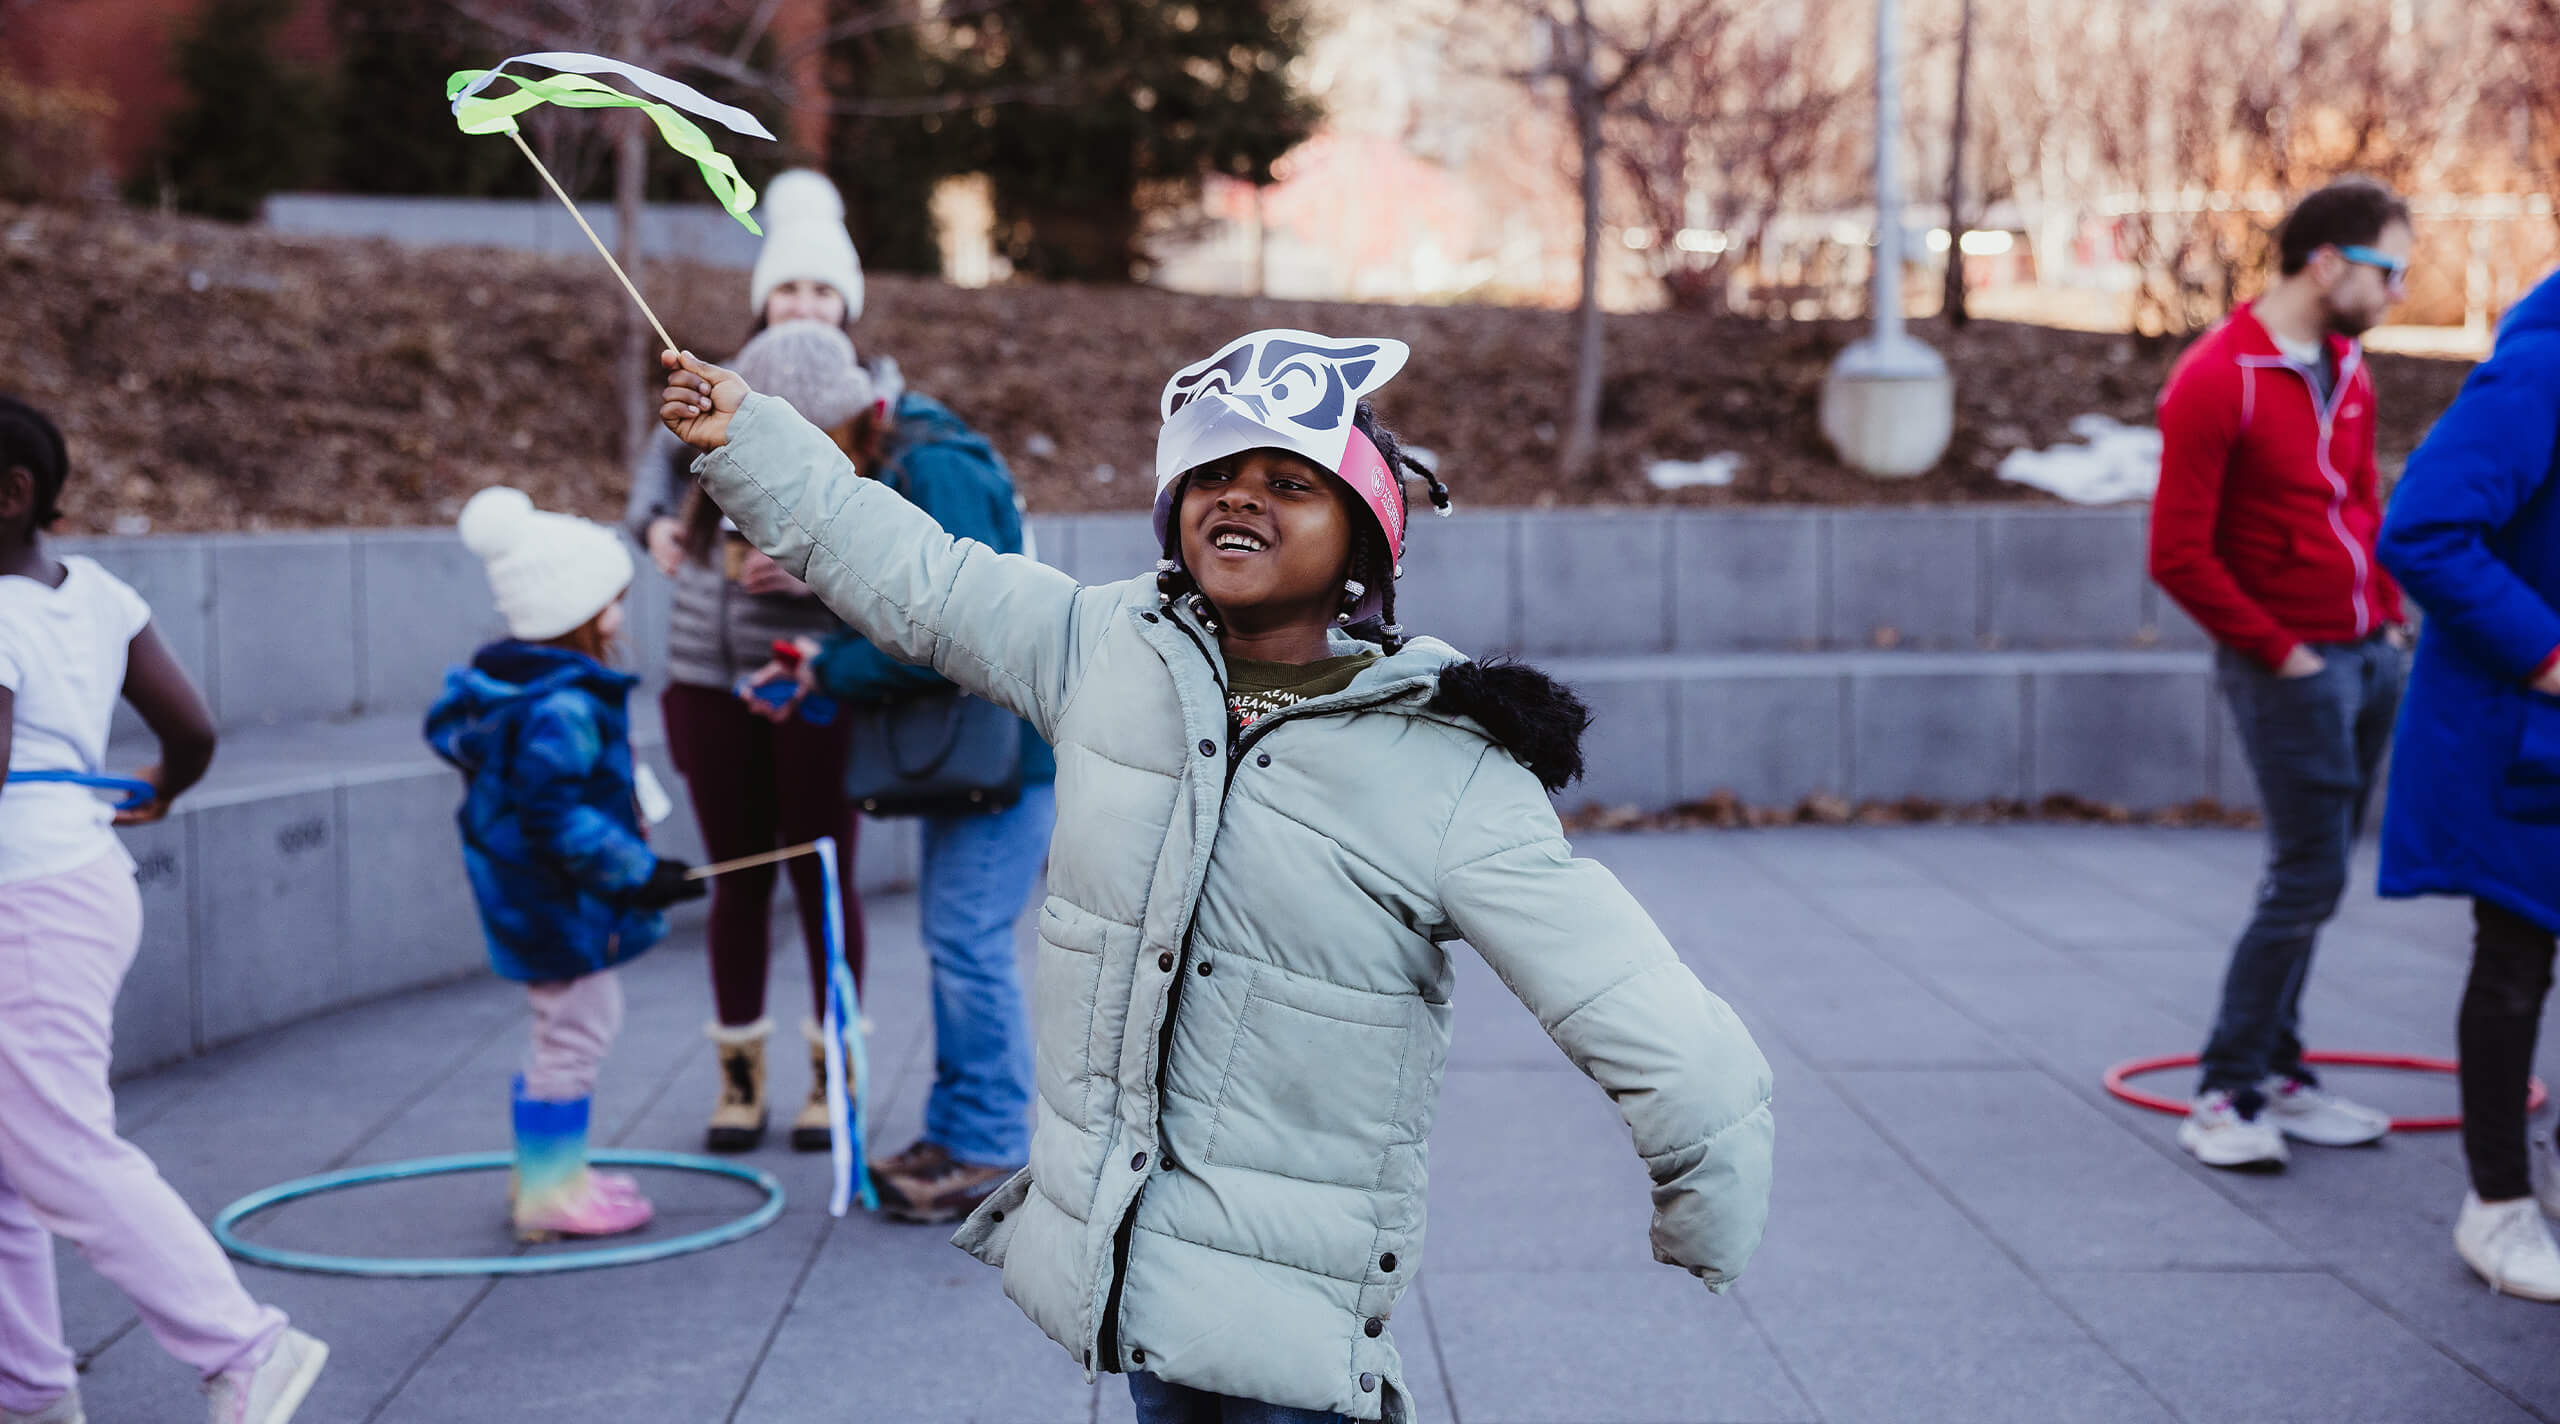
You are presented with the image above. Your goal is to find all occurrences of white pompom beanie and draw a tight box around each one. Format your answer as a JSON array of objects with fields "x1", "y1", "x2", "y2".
[
  {"x1": 457, "y1": 487, "x2": 635, "y2": 643},
  {"x1": 749, "y1": 170, "x2": 865, "y2": 324}
]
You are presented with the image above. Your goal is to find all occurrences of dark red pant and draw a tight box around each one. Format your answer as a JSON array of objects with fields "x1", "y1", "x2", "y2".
[{"x1": 661, "y1": 682, "x2": 865, "y2": 1027}]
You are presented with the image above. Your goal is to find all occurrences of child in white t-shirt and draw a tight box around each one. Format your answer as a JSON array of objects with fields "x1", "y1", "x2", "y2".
[{"x1": 0, "y1": 396, "x2": 327, "y2": 1424}]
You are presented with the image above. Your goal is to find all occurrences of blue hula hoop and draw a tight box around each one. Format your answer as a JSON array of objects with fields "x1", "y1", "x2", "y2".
[
  {"x1": 13, "y1": 770, "x2": 155, "y2": 811},
  {"x1": 212, "y1": 1150, "x2": 785, "y2": 1278}
]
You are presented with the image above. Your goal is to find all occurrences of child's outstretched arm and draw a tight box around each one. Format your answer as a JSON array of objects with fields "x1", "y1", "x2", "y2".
[
  {"x1": 115, "y1": 623, "x2": 216, "y2": 825},
  {"x1": 1435, "y1": 750, "x2": 1776, "y2": 1291},
  {"x1": 662, "y1": 351, "x2": 1098, "y2": 739}
]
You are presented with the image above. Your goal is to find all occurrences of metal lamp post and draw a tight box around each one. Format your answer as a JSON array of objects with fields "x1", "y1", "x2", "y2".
[{"x1": 1819, "y1": 0, "x2": 1955, "y2": 477}]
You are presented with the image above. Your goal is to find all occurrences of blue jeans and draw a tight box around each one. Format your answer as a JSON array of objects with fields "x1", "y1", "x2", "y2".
[
  {"x1": 919, "y1": 781, "x2": 1054, "y2": 1167},
  {"x1": 2200, "y1": 636, "x2": 2405, "y2": 1114},
  {"x1": 1128, "y1": 1373, "x2": 1348, "y2": 1424}
]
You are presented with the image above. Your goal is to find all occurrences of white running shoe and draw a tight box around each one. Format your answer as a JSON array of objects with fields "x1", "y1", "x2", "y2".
[
  {"x1": 2262, "y1": 1075, "x2": 2391, "y2": 1147},
  {"x1": 2455, "y1": 1193, "x2": 2560, "y2": 1302},
  {"x1": 2179, "y1": 1090, "x2": 2288, "y2": 1170},
  {"x1": 206, "y1": 1328, "x2": 328, "y2": 1424},
  {"x1": 2530, "y1": 1131, "x2": 2560, "y2": 1221},
  {"x1": 0, "y1": 1390, "x2": 85, "y2": 1424}
]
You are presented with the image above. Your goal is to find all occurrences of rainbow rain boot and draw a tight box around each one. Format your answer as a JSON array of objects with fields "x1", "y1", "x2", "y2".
[{"x1": 509, "y1": 1076, "x2": 653, "y2": 1244}]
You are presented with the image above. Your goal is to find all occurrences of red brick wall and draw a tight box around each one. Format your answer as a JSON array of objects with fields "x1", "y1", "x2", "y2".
[{"x1": 6, "y1": 0, "x2": 333, "y2": 179}]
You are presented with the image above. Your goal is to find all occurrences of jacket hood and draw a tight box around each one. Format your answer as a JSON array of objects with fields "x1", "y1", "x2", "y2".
[
  {"x1": 883, "y1": 392, "x2": 1000, "y2": 483},
  {"x1": 1311, "y1": 631, "x2": 1591, "y2": 793},
  {"x1": 2499, "y1": 274, "x2": 2560, "y2": 344},
  {"x1": 425, "y1": 641, "x2": 634, "y2": 770}
]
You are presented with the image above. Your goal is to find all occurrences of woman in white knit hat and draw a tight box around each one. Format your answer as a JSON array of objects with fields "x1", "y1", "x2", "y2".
[{"x1": 622, "y1": 171, "x2": 878, "y2": 1156}]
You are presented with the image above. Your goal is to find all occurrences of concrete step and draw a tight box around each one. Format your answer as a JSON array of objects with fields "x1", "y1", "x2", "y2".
[
  {"x1": 102, "y1": 703, "x2": 918, "y2": 1080},
  {"x1": 1544, "y1": 648, "x2": 2250, "y2": 817}
]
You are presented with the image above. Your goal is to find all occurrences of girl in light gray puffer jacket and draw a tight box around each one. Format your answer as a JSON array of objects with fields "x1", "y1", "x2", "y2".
[{"x1": 659, "y1": 331, "x2": 1774, "y2": 1424}]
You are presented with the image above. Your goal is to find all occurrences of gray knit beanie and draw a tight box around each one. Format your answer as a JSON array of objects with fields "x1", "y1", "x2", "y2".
[{"x1": 733, "y1": 320, "x2": 874, "y2": 432}]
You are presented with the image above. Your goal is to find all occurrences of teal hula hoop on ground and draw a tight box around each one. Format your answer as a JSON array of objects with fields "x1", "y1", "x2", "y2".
[{"x1": 213, "y1": 1150, "x2": 785, "y2": 1278}]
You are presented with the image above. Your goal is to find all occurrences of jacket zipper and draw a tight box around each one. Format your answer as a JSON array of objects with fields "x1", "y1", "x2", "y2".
[
  {"x1": 1102, "y1": 610, "x2": 1225, "y2": 1373},
  {"x1": 1098, "y1": 616, "x2": 1425, "y2": 1373},
  {"x1": 2261, "y1": 352, "x2": 2375, "y2": 638}
]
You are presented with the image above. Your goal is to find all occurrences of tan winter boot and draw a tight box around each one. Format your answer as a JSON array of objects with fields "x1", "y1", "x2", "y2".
[
  {"x1": 704, "y1": 1019, "x2": 770, "y2": 1153},
  {"x1": 793, "y1": 1018, "x2": 849, "y2": 1152}
]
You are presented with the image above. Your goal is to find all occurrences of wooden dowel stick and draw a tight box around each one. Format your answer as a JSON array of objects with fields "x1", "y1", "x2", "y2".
[
  {"x1": 687, "y1": 841, "x2": 823, "y2": 881},
  {"x1": 506, "y1": 128, "x2": 677, "y2": 354}
]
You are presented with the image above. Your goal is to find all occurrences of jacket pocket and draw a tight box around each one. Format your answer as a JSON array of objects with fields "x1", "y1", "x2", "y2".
[
  {"x1": 1033, "y1": 899, "x2": 1108, "y2": 1127},
  {"x1": 951, "y1": 1165, "x2": 1034, "y2": 1267},
  {"x1": 1203, "y1": 968, "x2": 1411, "y2": 1189},
  {"x1": 2501, "y1": 697, "x2": 2560, "y2": 823}
]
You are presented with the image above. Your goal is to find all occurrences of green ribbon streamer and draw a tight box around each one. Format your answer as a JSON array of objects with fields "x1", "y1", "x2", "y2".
[{"x1": 446, "y1": 69, "x2": 763, "y2": 235}]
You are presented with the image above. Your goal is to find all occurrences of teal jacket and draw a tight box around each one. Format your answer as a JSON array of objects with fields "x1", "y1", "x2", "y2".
[
  {"x1": 808, "y1": 392, "x2": 1053, "y2": 785},
  {"x1": 696, "y1": 395, "x2": 1774, "y2": 1423}
]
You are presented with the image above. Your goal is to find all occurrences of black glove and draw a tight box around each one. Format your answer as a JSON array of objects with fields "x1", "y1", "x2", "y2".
[{"x1": 631, "y1": 858, "x2": 707, "y2": 909}]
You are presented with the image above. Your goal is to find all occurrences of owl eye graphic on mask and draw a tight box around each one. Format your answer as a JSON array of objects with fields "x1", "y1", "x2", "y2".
[{"x1": 1161, "y1": 330, "x2": 1411, "y2": 433}]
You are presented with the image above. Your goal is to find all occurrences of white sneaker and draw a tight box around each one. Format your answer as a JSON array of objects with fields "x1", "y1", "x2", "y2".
[
  {"x1": 2179, "y1": 1090, "x2": 2288, "y2": 1170},
  {"x1": 206, "y1": 1328, "x2": 328, "y2": 1424},
  {"x1": 2455, "y1": 1193, "x2": 2560, "y2": 1302},
  {"x1": 0, "y1": 1390, "x2": 86, "y2": 1424},
  {"x1": 2262, "y1": 1076, "x2": 2391, "y2": 1147},
  {"x1": 2530, "y1": 1131, "x2": 2560, "y2": 1221}
]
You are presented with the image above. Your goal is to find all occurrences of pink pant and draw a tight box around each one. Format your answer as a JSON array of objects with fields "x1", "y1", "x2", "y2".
[
  {"x1": 0, "y1": 854, "x2": 285, "y2": 1411},
  {"x1": 524, "y1": 970, "x2": 623, "y2": 1101}
]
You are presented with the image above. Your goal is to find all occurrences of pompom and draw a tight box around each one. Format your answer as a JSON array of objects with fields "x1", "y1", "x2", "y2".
[
  {"x1": 457, "y1": 486, "x2": 535, "y2": 557},
  {"x1": 758, "y1": 169, "x2": 845, "y2": 229}
]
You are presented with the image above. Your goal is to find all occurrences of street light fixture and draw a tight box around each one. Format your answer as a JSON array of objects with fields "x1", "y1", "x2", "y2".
[{"x1": 1819, "y1": 0, "x2": 1955, "y2": 478}]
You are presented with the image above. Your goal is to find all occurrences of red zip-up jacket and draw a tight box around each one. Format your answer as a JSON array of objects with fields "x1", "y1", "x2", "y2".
[{"x1": 2149, "y1": 302, "x2": 2404, "y2": 670}]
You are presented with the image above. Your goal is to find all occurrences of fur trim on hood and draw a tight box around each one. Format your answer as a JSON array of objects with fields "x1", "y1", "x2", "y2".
[{"x1": 1428, "y1": 658, "x2": 1590, "y2": 793}]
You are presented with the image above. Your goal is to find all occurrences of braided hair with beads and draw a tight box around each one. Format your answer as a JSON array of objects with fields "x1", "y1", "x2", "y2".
[{"x1": 1155, "y1": 400, "x2": 1451, "y2": 654}]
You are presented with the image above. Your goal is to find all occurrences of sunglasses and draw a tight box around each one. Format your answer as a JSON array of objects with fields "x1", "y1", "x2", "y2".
[{"x1": 2335, "y1": 245, "x2": 2408, "y2": 282}]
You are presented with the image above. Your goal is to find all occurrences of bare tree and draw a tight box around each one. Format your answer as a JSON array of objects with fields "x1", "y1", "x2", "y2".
[
  {"x1": 1461, "y1": 0, "x2": 1741, "y2": 479},
  {"x1": 1938, "y1": 0, "x2": 1973, "y2": 325},
  {"x1": 1607, "y1": 0, "x2": 1863, "y2": 314}
]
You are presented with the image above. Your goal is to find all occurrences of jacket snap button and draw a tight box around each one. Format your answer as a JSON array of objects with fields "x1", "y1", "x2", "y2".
[
  {"x1": 1255, "y1": 752, "x2": 1271, "y2": 767},
  {"x1": 1198, "y1": 739, "x2": 1217, "y2": 757},
  {"x1": 1379, "y1": 1252, "x2": 1397, "y2": 1273},
  {"x1": 1359, "y1": 1373, "x2": 1377, "y2": 1393},
  {"x1": 990, "y1": 1209, "x2": 1004, "y2": 1222},
  {"x1": 1196, "y1": 960, "x2": 1212, "y2": 976},
  {"x1": 1158, "y1": 952, "x2": 1176, "y2": 971},
  {"x1": 1131, "y1": 1152, "x2": 1149, "y2": 1171},
  {"x1": 1132, "y1": 1349, "x2": 1146, "y2": 1365},
  {"x1": 1364, "y1": 1317, "x2": 1383, "y2": 1338},
  {"x1": 1141, "y1": 612, "x2": 1159, "y2": 623}
]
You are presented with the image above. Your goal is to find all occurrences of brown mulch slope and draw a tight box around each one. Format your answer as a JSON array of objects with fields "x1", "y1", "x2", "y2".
[{"x1": 0, "y1": 202, "x2": 2479, "y2": 534}]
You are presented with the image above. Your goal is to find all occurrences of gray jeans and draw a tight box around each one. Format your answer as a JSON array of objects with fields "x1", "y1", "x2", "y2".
[{"x1": 2199, "y1": 634, "x2": 2405, "y2": 1114}]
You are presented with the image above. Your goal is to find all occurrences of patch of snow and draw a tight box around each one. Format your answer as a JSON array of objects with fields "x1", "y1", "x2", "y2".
[
  {"x1": 1996, "y1": 414, "x2": 2161, "y2": 505},
  {"x1": 1646, "y1": 452, "x2": 1744, "y2": 490}
]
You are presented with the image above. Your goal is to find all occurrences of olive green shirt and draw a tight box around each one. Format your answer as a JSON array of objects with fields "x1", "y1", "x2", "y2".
[{"x1": 1226, "y1": 652, "x2": 1380, "y2": 733}]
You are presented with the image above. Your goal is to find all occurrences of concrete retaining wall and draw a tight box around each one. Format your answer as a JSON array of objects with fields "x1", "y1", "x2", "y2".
[{"x1": 62, "y1": 504, "x2": 2229, "y2": 1073}]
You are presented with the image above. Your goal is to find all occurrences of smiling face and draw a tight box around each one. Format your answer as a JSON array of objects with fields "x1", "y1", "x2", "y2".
[{"x1": 1179, "y1": 449, "x2": 1360, "y2": 635}]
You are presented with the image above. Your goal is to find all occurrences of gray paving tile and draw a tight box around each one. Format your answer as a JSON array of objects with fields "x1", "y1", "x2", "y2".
[
  {"x1": 1428, "y1": 1270, "x2": 1812, "y2": 1423},
  {"x1": 735, "y1": 1216, "x2": 1088, "y2": 1423},
  {"x1": 1834, "y1": 1069, "x2": 2306, "y2": 1269},
  {"x1": 1427, "y1": 1070, "x2": 1662, "y2": 1272},
  {"x1": 2045, "y1": 1270, "x2": 2538, "y2": 1424},
  {"x1": 372, "y1": 1212, "x2": 825, "y2": 1424}
]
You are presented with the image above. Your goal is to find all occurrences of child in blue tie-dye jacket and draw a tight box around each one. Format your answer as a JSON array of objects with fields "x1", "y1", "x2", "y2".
[{"x1": 425, "y1": 488, "x2": 704, "y2": 1242}]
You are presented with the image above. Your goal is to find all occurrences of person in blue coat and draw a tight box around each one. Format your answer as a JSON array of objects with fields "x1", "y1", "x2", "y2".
[
  {"x1": 2377, "y1": 269, "x2": 2560, "y2": 1302},
  {"x1": 426, "y1": 487, "x2": 705, "y2": 1244},
  {"x1": 744, "y1": 353, "x2": 1056, "y2": 1225}
]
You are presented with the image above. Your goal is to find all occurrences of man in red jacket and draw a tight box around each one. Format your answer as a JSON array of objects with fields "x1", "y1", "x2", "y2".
[{"x1": 2149, "y1": 177, "x2": 2415, "y2": 1172}]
